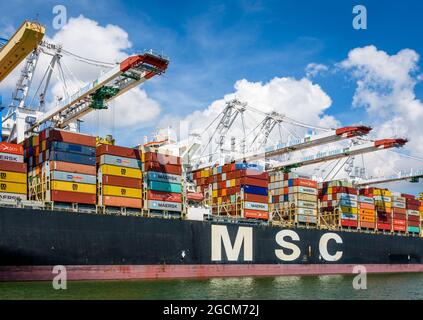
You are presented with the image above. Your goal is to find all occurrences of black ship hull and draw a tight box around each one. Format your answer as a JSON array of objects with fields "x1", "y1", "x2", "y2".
[{"x1": 1, "y1": 207, "x2": 423, "y2": 281}]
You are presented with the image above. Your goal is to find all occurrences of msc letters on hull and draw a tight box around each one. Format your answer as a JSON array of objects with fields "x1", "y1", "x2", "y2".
[{"x1": 211, "y1": 225, "x2": 343, "y2": 262}]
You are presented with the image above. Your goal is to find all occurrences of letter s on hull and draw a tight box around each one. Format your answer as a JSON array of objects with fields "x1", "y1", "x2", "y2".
[
  {"x1": 275, "y1": 230, "x2": 301, "y2": 261},
  {"x1": 319, "y1": 233, "x2": 343, "y2": 262}
]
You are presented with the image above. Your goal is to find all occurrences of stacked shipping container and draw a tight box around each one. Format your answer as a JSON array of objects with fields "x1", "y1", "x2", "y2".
[
  {"x1": 97, "y1": 144, "x2": 143, "y2": 209},
  {"x1": 25, "y1": 129, "x2": 97, "y2": 204},
  {"x1": 0, "y1": 142, "x2": 27, "y2": 202},
  {"x1": 269, "y1": 172, "x2": 318, "y2": 224},
  {"x1": 360, "y1": 188, "x2": 392, "y2": 231},
  {"x1": 358, "y1": 195, "x2": 376, "y2": 229},
  {"x1": 319, "y1": 180, "x2": 358, "y2": 228},
  {"x1": 192, "y1": 163, "x2": 269, "y2": 220},
  {"x1": 403, "y1": 193, "x2": 420, "y2": 234},
  {"x1": 143, "y1": 152, "x2": 183, "y2": 213},
  {"x1": 391, "y1": 192, "x2": 407, "y2": 232}
]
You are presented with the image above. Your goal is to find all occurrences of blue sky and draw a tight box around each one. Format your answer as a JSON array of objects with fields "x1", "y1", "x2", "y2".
[
  {"x1": 1, "y1": 0, "x2": 422, "y2": 124},
  {"x1": 0, "y1": 0, "x2": 422, "y2": 192}
]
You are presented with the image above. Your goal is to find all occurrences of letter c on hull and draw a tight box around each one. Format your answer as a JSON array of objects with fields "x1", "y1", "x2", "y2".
[{"x1": 319, "y1": 233, "x2": 343, "y2": 262}]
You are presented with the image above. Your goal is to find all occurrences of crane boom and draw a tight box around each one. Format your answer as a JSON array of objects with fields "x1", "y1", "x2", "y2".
[
  {"x1": 354, "y1": 169, "x2": 423, "y2": 186},
  {"x1": 270, "y1": 138, "x2": 408, "y2": 171},
  {"x1": 242, "y1": 126, "x2": 372, "y2": 162},
  {"x1": 28, "y1": 52, "x2": 169, "y2": 133},
  {"x1": 0, "y1": 21, "x2": 45, "y2": 82}
]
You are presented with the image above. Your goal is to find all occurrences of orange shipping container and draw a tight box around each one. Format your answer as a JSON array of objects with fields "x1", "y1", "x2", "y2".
[
  {"x1": 0, "y1": 142, "x2": 23, "y2": 155},
  {"x1": 102, "y1": 195, "x2": 142, "y2": 209},
  {"x1": 244, "y1": 209, "x2": 269, "y2": 220},
  {"x1": 359, "y1": 202, "x2": 374, "y2": 210},
  {"x1": 359, "y1": 208, "x2": 374, "y2": 216},
  {"x1": 48, "y1": 161, "x2": 96, "y2": 175}
]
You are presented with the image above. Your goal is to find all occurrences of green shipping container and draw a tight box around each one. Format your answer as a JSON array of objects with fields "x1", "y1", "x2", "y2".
[
  {"x1": 147, "y1": 180, "x2": 182, "y2": 193},
  {"x1": 408, "y1": 226, "x2": 420, "y2": 233}
]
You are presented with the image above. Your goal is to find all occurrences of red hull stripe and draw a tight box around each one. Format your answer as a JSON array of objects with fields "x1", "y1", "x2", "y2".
[{"x1": 1, "y1": 264, "x2": 423, "y2": 282}]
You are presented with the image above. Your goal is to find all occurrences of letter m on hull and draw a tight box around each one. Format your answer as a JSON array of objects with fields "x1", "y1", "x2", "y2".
[{"x1": 211, "y1": 225, "x2": 253, "y2": 262}]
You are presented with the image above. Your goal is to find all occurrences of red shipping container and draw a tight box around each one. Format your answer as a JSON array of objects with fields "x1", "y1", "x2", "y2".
[
  {"x1": 341, "y1": 220, "x2": 358, "y2": 228},
  {"x1": 359, "y1": 203, "x2": 374, "y2": 210},
  {"x1": 239, "y1": 177, "x2": 268, "y2": 188},
  {"x1": 144, "y1": 161, "x2": 182, "y2": 175},
  {"x1": 377, "y1": 223, "x2": 391, "y2": 230},
  {"x1": 102, "y1": 195, "x2": 142, "y2": 209},
  {"x1": 0, "y1": 160, "x2": 27, "y2": 173},
  {"x1": 408, "y1": 215, "x2": 420, "y2": 222},
  {"x1": 392, "y1": 207, "x2": 406, "y2": 214},
  {"x1": 293, "y1": 178, "x2": 317, "y2": 188},
  {"x1": 393, "y1": 213, "x2": 406, "y2": 220},
  {"x1": 48, "y1": 161, "x2": 96, "y2": 175},
  {"x1": 244, "y1": 209, "x2": 269, "y2": 220},
  {"x1": 393, "y1": 219, "x2": 406, "y2": 226},
  {"x1": 243, "y1": 193, "x2": 268, "y2": 203},
  {"x1": 102, "y1": 175, "x2": 142, "y2": 189},
  {"x1": 360, "y1": 221, "x2": 375, "y2": 229},
  {"x1": 239, "y1": 169, "x2": 268, "y2": 181},
  {"x1": 408, "y1": 221, "x2": 420, "y2": 227},
  {"x1": 401, "y1": 193, "x2": 415, "y2": 200},
  {"x1": 393, "y1": 225, "x2": 406, "y2": 232},
  {"x1": 407, "y1": 204, "x2": 420, "y2": 211},
  {"x1": 51, "y1": 190, "x2": 96, "y2": 204},
  {"x1": 147, "y1": 190, "x2": 182, "y2": 203},
  {"x1": 0, "y1": 142, "x2": 24, "y2": 155},
  {"x1": 325, "y1": 186, "x2": 358, "y2": 195},
  {"x1": 144, "y1": 152, "x2": 180, "y2": 165},
  {"x1": 96, "y1": 144, "x2": 142, "y2": 159},
  {"x1": 46, "y1": 129, "x2": 96, "y2": 147}
]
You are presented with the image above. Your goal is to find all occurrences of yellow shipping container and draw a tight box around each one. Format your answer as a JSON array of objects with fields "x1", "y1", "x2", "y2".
[
  {"x1": 373, "y1": 189, "x2": 391, "y2": 196},
  {"x1": 0, "y1": 181, "x2": 27, "y2": 194},
  {"x1": 340, "y1": 206, "x2": 358, "y2": 214},
  {"x1": 375, "y1": 200, "x2": 391, "y2": 208},
  {"x1": 102, "y1": 185, "x2": 142, "y2": 199},
  {"x1": 212, "y1": 190, "x2": 218, "y2": 198},
  {"x1": 51, "y1": 181, "x2": 96, "y2": 194},
  {"x1": 100, "y1": 164, "x2": 142, "y2": 179},
  {"x1": 41, "y1": 140, "x2": 47, "y2": 152},
  {"x1": 141, "y1": 152, "x2": 145, "y2": 163},
  {"x1": 0, "y1": 171, "x2": 27, "y2": 184}
]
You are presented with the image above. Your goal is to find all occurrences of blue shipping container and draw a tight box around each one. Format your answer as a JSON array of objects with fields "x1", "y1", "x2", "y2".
[
  {"x1": 241, "y1": 185, "x2": 268, "y2": 196},
  {"x1": 50, "y1": 141, "x2": 96, "y2": 157},
  {"x1": 48, "y1": 151, "x2": 96, "y2": 166}
]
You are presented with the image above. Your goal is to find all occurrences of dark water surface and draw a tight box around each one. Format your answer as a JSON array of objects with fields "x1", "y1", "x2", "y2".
[{"x1": 1, "y1": 273, "x2": 423, "y2": 300}]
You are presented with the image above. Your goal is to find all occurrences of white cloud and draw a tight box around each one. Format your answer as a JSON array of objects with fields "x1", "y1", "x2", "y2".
[
  {"x1": 305, "y1": 63, "x2": 328, "y2": 78},
  {"x1": 340, "y1": 45, "x2": 423, "y2": 156},
  {"x1": 173, "y1": 76, "x2": 339, "y2": 161}
]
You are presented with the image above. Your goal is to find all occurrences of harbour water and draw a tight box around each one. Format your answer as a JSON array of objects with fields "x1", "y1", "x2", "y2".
[{"x1": 1, "y1": 273, "x2": 423, "y2": 300}]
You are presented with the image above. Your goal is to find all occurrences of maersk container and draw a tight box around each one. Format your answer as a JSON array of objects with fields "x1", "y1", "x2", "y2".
[
  {"x1": 244, "y1": 201, "x2": 268, "y2": 211},
  {"x1": 147, "y1": 171, "x2": 181, "y2": 184},
  {"x1": 49, "y1": 141, "x2": 96, "y2": 157},
  {"x1": 0, "y1": 152, "x2": 23, "y2": 163},
  {"x1": 99, "y1": 154, "x2": 143, "y2": 170},
  {"x1": 50, "y1": 171, "x2": 96, "y2": 185},
  {"x1": 147, "y1": 200, "x2": 182, "y2": 212},
  {"x1": 358, "y1": 195, "x2": 374, "y2": 204},
  {"x1": 47, "y1": 151, "x2": 96, "y2": 166},
  {"x1": 147, "y1": 180, "x2": 182, "y2": 193}
]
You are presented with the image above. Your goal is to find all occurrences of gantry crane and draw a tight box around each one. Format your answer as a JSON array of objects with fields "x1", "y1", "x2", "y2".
[{"x1": 0, "y1": 21, "x2": 45, "y2": 82}]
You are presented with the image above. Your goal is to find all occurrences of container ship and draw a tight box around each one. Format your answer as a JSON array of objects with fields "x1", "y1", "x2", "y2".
[{"x1": 0, "y1": 21, "x2": 423, "y2": 282}]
